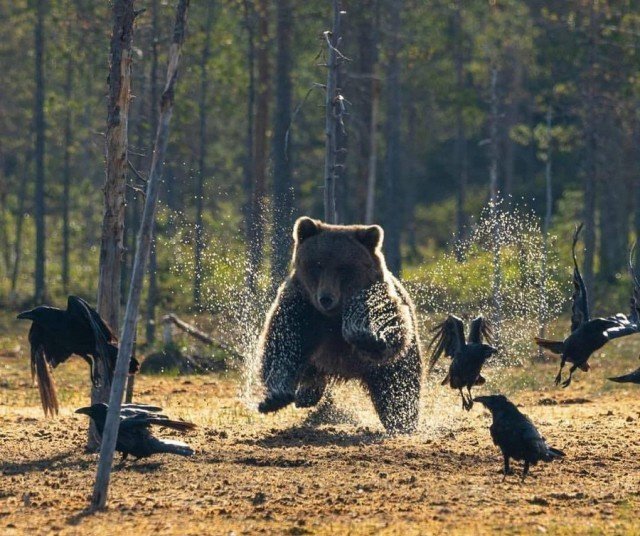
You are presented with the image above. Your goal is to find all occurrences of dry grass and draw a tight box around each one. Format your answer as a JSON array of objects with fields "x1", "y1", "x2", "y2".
[{"x1": 2, "y1": 328, "x2": 640, "y2": 535}]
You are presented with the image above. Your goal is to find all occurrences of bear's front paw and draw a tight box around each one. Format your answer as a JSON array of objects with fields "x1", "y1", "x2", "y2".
[{"x1": 258, "y1": 392, "x2": 295, "y2": 413}]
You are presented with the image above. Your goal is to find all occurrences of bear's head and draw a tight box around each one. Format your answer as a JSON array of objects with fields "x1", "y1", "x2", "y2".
[{"x1": 291, "y1": 217, "x2": 386, "y2": 316}]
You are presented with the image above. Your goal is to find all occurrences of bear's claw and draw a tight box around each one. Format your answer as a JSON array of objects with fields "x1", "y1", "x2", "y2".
[{"x1": 258, "y1": 392, "x2": 295, "y2": 413}]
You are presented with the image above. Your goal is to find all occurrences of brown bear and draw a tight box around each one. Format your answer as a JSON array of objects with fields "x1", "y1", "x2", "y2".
[{"x1": 257, "y1": 216, "x2": 422, "y2": 433}]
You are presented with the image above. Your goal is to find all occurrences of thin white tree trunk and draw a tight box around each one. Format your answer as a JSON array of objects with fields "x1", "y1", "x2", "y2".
[{"x1": 91, "y1": 0, "x2": 190, "y2": 511}]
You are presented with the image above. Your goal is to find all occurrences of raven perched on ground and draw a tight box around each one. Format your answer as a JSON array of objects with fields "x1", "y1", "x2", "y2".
[
  {"x1": 474, "y1": 394, "x2": 565, "y2": 480},
  {"x1": 17, "y1": 296, "x2": 140, "y2": 416},
  {"x1": 535, "y1": 225, "x2": 639, "y2": 388},
  {"x1": 428, "y1": 315, "x2": 497, "y2": 410},
  {"x1": 75, "y1": 403, "x2": 196, "y2": 461}
]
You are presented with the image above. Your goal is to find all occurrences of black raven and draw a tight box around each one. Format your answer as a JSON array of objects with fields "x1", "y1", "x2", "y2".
[
  {"x1": 428, "y1": 315, "x2": 497, "y2": 410},
  {"x1": 75, "y1": 403, "x2": 196, "y2": 461},
  {"x1": 17, "y1": 295, "x2": 140, "y2": 416},
  {"x1": 474, "y1": 394, "x2": 565, "y2": 480},
  {"x1": 535, "y1": 224, "x2": 639, "y2": 387},
  {"x1": 609, "y1": 244, "x2": 640, "y2": 384}
]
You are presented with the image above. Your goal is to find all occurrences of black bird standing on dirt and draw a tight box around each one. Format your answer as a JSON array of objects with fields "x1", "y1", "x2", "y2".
[
  {"x1": 17, "y1": 295, "x2": 140, "y2": 416},
  {"x1": 428, "y1": 315, "x2": 497, "y2": 410},
  {"x1": 75, "y1": 403, "x2": 196, "y2": 461},
  {"x1": 535, "y1": 224, "x2": 639, "y2": 388},
  {"x1": 474, "y1": 395, "x2": 565, "y2": 480}
]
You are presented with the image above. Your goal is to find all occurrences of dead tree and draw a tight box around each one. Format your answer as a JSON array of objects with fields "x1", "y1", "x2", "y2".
[
  {"x1": 91, "y1": 0, "x2": 190, "y2": 511},
  {"x1": 538, "y1": 107, "x2": 553, "y2": 358},
  {"x1": 92, "y1": 0, "x2": 136, "y2": 449},
  {"x1": 271, "y1": 0, "x2": 294, "y2": 286},
  {"x1": 34, "y1": 0, "x2": 46, "y2": 303},
  {"x1": 489, "y1": 67, "x2": 503, "y2": 345},
  {"x1": 323, "y1": 0, "x2": 343, "y2": 224},
  {"x1": 194, "y1": 2, "x2": 215, "y2": 309},
  {"x1": 146, "y1": 0, "x2": 160, "y2": 343},
  {"x1": 382, "y1": 0, "x2": 403, "y2": 274}
]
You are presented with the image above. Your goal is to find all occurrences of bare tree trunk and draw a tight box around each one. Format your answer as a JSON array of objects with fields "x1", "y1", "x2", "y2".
[
  {"x1": 194, "y1": 2, "x2": 215, "y2": 308},
  {"x1": 382, "y1": 0, "x2": 403, "y2": 275},
  {"x1": 62, "y1": 33, "x2": 73, "y2": 295},
  {"x1": 538, "y1": 107, "x2": 553, "y2": 359},
  {"x1": 34, "y1": 0, "x2": 46, "y2": 303},
  {"x1": 91, "y1": 0, "x2": 190, "y2": 511},
  {"x1": 364, "y1": 78, "x2": 379, "y2": 225},
  {"x1": 10, "y1": 158, "x2": 29, "y2": 298},
  {"x1": 242, "y1": 0, "x2": 256, "y2": 292},
  {"x1": 146, "y1": 0, "x2": 160, "y2": 343},
  {"x1": 323, "y1": 0, "x2": 342, "y2": 224},
  {"x1": 93, "y1": 0, "x2": 136, "y2": 448},
  {"x1": 271, "y1": 0, "x2": 294, "y2": 287},
  {"x1": 583, "y1": 0, "x2": 598, "y2": 308},
  {"x1": 246, "y1": 0, "x2": 269, "y2": 291},
  {"x1": 453, "y1": 0, "x2": 467, "y2": 256},
  {"x1": 489, "y1": 67, "x2": 502, "y2": 344}
]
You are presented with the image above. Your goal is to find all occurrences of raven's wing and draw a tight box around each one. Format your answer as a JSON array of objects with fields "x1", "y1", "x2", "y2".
[
  {"x1": 121, "y1": 412, "x2": 196, "y2": 433},
  {"x1": 427, "y1": 315, "x2": 465, "y2": 372},
  {"x1": 628, "y1": 243, "x2": 640, "y2": 326},
  {"x1": 468, "y1": 316, "x2": 493, "y2": 345},
  {"x1": 67, "y1": 296, "x2": 116, "y2": 386},
  {"x1": 570, "y1": 224, "x2": 590, "y2": 332},
  {"x1": 603, "y1": 316, "x2": 638, "y2": 340}
]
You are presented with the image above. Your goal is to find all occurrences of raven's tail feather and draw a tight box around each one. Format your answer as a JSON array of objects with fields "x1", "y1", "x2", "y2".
[
  {"x1": 534, "y1": 337, "x2": 564, "y2": 355},
  {"x1": 546, "y1": 446, "x2": 565, "y2": 460},
  {"x1": 609, "y1": 369, "x2": 640, "y2": 384},
  {"x1": 147, "y1": 418, "x2": 197, "y2": 432},
  {"x1": 152, "y1": 437, "x2": 195, "y2": 457},
  {"x1": 34, "y1": 346, "x2": 59, "y2": 417}
]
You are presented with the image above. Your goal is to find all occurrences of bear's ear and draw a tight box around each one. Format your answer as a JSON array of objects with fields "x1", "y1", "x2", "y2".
[
  {"x1": 355, "y1": 225, "x2": 383, "y2": 251},
  {"x1": 294, "y1": 217, "x2": 321, "y2": 244}
]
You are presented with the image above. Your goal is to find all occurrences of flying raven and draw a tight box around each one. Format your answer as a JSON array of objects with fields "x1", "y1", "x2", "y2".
[
  {"x1": 75, "y1": 403, "x2": 196, "y2": 461},
  {"x1": 535, "y1": 225, "x2": 639, "y2": 387},
  {"x1": 608, "y1": 244, "x2": 640, "y2": 384},
  {"x1": 428, "y1": 315, "x2": 497, "y2": 410},
  {"x1": 474, "y1": 394, "x2": 565, "y2": 480},
  {"x1": 17, "y1": 295, "x2": 140, "y2": 416}
]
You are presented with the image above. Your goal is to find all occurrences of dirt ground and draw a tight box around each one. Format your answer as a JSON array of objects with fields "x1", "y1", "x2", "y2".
[{"x1": 2, "y1": 341, "x2": 640, "y2": 535}]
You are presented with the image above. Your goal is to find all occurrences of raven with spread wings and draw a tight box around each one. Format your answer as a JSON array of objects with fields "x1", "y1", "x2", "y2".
[
  {"x1": 608, "y1": 244, "x2": 640, "y2": 384},
  {"x1": 535, "y1": 225, "x2": 640, "y2": 388},
  {"x1": 75, "y1": 403, "x2": 196, "y2": 461},
  {"x1": 17, "y1": 295, "x2": 140, "y2": 416},
  {"x1": 428, "y1": 315, "x2": 497, "y2": 410}
]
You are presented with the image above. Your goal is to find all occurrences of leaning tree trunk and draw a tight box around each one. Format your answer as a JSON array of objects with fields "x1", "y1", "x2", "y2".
[
  {"x1": 93, "y1": 0, "x2": 136, "y2": 448},
  {"x1": 271, "y1": 0, "x2": 294, "y2": 287},
  {"x1": 34, "y1": 0, "x2": 46, "y2": 303},
  {"x1": 91, "y1": 0, "x2": 190, "y2": 511}
]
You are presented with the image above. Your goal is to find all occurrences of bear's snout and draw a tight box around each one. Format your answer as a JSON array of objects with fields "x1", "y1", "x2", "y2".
[{"x1": 317, "y1": 292, "x2": 338, "y2": 313}]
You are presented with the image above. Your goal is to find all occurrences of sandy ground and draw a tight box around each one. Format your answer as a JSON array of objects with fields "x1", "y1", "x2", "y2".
[{"x1": 2, "y1": 346, "x2": 640, "y2": 535}]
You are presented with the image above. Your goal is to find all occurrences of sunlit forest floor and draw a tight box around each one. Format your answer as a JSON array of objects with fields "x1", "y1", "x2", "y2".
[{"x1": 2, "y1": 314, "x2": 640, "y2": 535}]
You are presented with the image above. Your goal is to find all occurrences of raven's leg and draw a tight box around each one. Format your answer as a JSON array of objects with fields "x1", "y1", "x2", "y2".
[
  {"x1": 459, "y1": 388, "x2": 467, "y2": 410},
  {"x1": 554, "y1": 356, "x2": 566, "y2": 386},
  {"x1": 502, "y1": 453, "x2": 513, "y2": 480},
  {"x1": 521, "y1": 461, "x2": 530, "y2": 481},
  {"x1": 465, "y1": 386, "x2": 474, "y2": 411},
  {"x1": 562, "y1": 365, "x2": 578, "y2": 388}
]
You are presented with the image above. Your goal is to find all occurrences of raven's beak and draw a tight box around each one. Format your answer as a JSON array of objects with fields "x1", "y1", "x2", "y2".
[
  {"x1": 473, "y1": 396, "x2": 489, "y2": 405},
  {"x1": 16, "y1": 310, "x2": 34, "y2": 320},
  {"x1": 75, "y1": 407, "x2": 92, "y2": 416}
]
